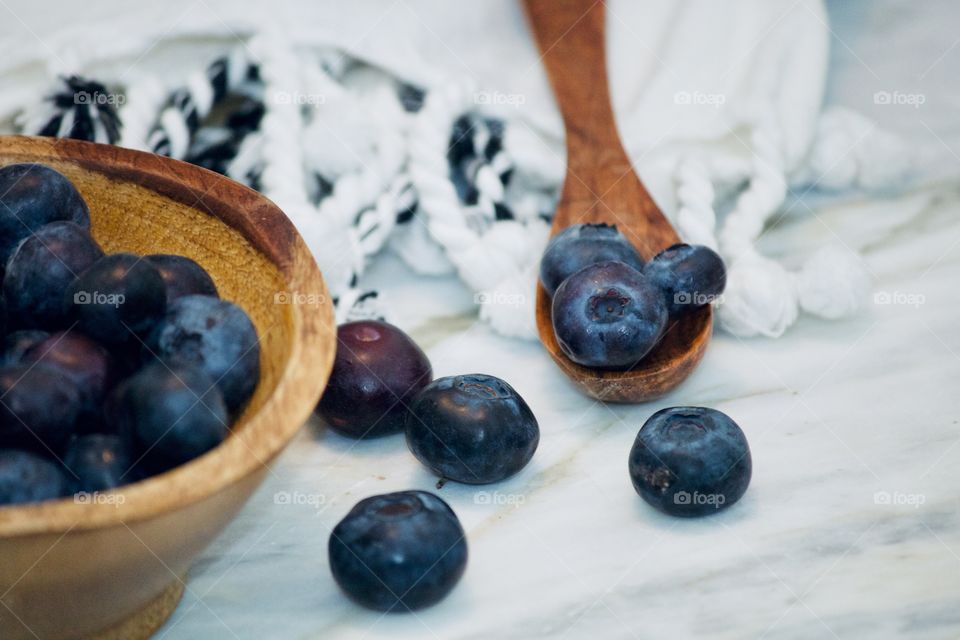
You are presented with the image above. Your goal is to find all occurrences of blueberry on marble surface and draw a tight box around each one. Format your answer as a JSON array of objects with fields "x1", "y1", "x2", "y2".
[
  {"x1": 539, "y1": 223, "x2": 645, "y2": 296},
  {"x1": 329, "y1": 490, "x2": 467, "y2": 612},
  {"x1": 0, "y1": 449, "x2": 69, "y2": 505},
  {"x1": 552, "y1": 260, "x2": 668, "y2": 369},
  {"x1": 643, "y1": 243, "x2": 726, "y2": 315},
  {"x1": 629, "y1": 406, "x2": 751, "y2": 517},
  {"x1": 317, "y1": 320, "x2": 432, "y2": 439},
  {"x1": 0, "y1": 163, "x2": 90, "y2": 265},
  {"x1": 406, "y1": 374, "x2": 539, "y2": 484}
]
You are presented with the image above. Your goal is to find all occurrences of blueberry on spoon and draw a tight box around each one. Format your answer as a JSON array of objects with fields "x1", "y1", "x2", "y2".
[
  {"x1": 539, "y1": 223, "x2": 645, "y2": 296},
  {"x1": 552, "y1": 261, "x2": 667, "y2": 369},
  {"x1": 643, "y1": 243, "x2": 726, "y2": 315}
]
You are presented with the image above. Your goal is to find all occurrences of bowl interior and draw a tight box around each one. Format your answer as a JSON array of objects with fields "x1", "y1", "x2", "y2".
[{"x1": 0, "y1": 136, "x2": 334, "y2": 536}]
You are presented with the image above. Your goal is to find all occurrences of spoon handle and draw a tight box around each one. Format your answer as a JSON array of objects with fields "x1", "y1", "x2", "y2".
[{"x1": 524, "y1": 0, "x2": 678, "y2": 255}]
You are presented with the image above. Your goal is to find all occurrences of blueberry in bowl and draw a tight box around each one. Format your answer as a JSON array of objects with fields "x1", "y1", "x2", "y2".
[
  {"x1": 539, "y1": 223, "x2": 645, "y2": 296},
  {"x1": 551, "y1": 260, "x2": 668, "y2": 370},
  {"x1": 628, "y1": 406, "x2": 751, "y2": 517},
  {"x1": 3, "y1": 221, "x2": 103, "y2": 329},
  {"x1": 0, "y1": 449, "x2": 69, "y2": 506},
  {"x1": 146, "y1": 294, "x2": 260, "y2": 415},
  {"x1": 329, "y1": 490, "x2": 467, "y2": 612},
  {"x1": 0, "y1": 137, "x2": 334, "y2": 640},
  {"x1": 406, "y1": 373, "x2": 539, "y2": 484},
  {"x1": 144, "y1": 254, "x2": 219, "y2": 304},
  {"x1": 0, "y1": 163, "x2": 90, "y2": 265},
  {"x1": 317, "y1": 320, "x2": 432, "y2": 439}
]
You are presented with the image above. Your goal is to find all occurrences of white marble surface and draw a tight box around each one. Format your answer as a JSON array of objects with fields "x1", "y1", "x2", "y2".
[
  {"x1": 0, "y1": 0, "x2": 952, "y2": 636},
  {"x1": 144, "y1": 2, "x2": 960, "y2": 638}
]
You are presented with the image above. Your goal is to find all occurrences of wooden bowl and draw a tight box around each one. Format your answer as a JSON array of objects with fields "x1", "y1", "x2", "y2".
[{"x1": 0, "y1": 136, "x2": 336, "y2": 640}]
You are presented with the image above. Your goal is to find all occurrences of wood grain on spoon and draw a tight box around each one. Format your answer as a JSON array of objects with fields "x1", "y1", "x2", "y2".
[{"x1": 525, "y1": 0, "x2": 712, "y2": 403}]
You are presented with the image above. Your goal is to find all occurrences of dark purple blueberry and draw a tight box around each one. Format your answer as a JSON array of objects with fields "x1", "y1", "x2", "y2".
[
  {"x1": 0, "y1": 449, "x2": 69, "y2": 505},
  {"x1": 551, "y1": 261, "x2": 668, "y2": 369},
  {"x1": 22, "y1": 331, "x2": 118, "y2": 422},
  {"x1": 63, "y1": 434, "x2": 132, "y2": 493},
  {"x1": 629, "y1": 407, "x2": 751, "y2": 517},
  {"x1": 147, "y1": 295, "x2": 259, "y2": 414},
  {"x1": 317, "y1": 321, "x2": 432, "y2": 439},
  {"x1": 1, "y1": 330, "x2": 48, "y2": 366},
  {"x1": 64, "y1": 253, "x2": 167, "y2": 345},
  {"x1": 144, "y1": 254, "x2": 219, "y2": 304},
  {"x1": 0, "y1": 365, "x2": 81, "y2": 452},
  {"x1": 108, "y1": 362, "x2": 228, "y2": 467},
  {"x1": 406, "y1": 374, "x2": 539, "y2": 484},
  {"x1": 3, "y1": 221, "x2": 103, "y2": 329},
  {"x1": 0, "y1": 163, "x2": 90, "y2": 265},
  {"x1": 329, "y1": 491, "x2": 467, "y2": 612},
  {"x1": 539, "y1": 223, "x2": 645, "y2": 296},
  {"x1": 643, "y1": 243, "x2": 726, "y2": 315}
]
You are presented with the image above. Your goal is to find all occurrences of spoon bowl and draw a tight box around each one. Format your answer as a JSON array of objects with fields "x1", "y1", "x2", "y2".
[{"x1": 525, "y1": 0, "x2": 712, "y2": 402}]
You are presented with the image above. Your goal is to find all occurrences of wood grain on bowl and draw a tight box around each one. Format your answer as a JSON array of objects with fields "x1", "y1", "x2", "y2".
[{"x1": 0, "y1": 136, "x2": 335, "y2": 640}]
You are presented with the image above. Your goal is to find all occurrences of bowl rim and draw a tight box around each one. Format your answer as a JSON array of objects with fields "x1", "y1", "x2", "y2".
[{"x1": 0, "y1": 135, "x2": 335, "y2": 537}]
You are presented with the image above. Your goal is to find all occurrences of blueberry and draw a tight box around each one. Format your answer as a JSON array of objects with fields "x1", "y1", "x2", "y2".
[
  {"x1": 0, "y1": 164, "x2": 90, "y2": 265},
  {"x1": 0, "y1": 365, "x2": 81, "y2": 452},
  {"x1": 144, "y1": 254, "x2": 218, "y2": 304},
  {"x1": 0, "y1": 449, "x2": 68, "y2": 505},
  {"x1": 63, "y1": 434, "x2": 132, "y2": 493},
  {"x1": 406, "y1": 374, "x2": 539, "y2": 484},
  {"x1": 1, "y1": 330, "x2": 49, "y2": 366},
  {"x1": 147, "y1": 295, "x2": 260, "y2": 414},
  {"x1": 318, "y1": 321, "x2": 432, "y2": 439},
  {"x1": 329, "y1": 490, "x2": 467, "y2": 611},
  {"x1": 64, "y1": 253, "x2": 167, "y2": 345},
  {"x1": 108, "y1": 362, "x2": 228, "y2": 467},
  {"x1": 551, "y1": 261, "x2": 668, "y2": 369},
  {"x1": 3, "y1": 221, "x2": 103, "y2": 329},
  {"x1": 628, "y1": 407, "x2": 751, "y2": 517},
  {"x1": 22, "y1": 331, "x2": 118, "y2": 423},
  {"x1": 539, "y1": 223, "x2": 645, "y2": 296},
  {"x1": 643, "y1": 243, "x2": 726, "y2": 315}
]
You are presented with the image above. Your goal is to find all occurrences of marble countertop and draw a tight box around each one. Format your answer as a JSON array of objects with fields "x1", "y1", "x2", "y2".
[
  {"x1": 158, "y1": 202, "x2": 960, "y2": 639},
  {"x1": 153, "y1": 2, "x2": 960, "y2": 638}
]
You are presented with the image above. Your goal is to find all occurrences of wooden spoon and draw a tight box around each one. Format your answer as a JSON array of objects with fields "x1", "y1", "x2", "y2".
[{"x1": 524, "y1": 0, "x2": 712, "y2": 402}]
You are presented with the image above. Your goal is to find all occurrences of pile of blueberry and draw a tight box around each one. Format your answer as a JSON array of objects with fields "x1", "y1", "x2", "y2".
[
  {"x1": 0, "y1": 163, "x2": 260, "y2": 505},
  {"x1": 316, "y1": 318, "x2": 752, "y2": 612},
  {"x1": 542, "y1": 223, "x2": 726, "y2": 369}
]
